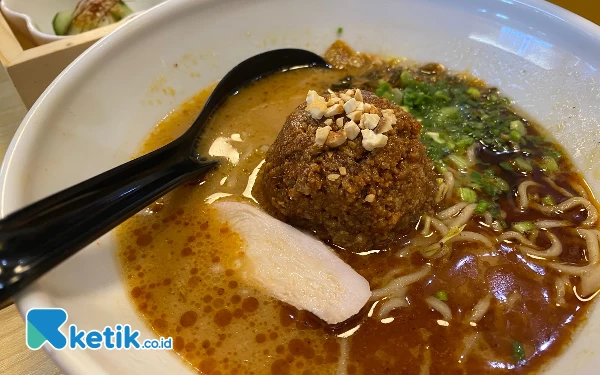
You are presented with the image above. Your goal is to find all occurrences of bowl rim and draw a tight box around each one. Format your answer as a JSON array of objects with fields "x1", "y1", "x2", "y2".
[{"x1": 2, "y1": 0, "x2": 600, "y2": 373}]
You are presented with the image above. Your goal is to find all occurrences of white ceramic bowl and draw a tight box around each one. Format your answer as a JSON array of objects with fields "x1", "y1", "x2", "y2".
[
  {"x1": 2, "y1": 0, "x2": 600, "y2": 373},
  {"x1": 0, "y1": 0, "x2": 164, "y2": 45}
]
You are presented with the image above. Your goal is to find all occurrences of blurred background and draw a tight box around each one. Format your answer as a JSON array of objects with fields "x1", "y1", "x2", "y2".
[{"x1": 550, "y1": 0, "x2": 599, "y2": 25}]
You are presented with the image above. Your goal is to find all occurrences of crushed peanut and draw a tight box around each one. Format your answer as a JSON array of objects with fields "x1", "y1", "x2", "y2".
[
  {"x1": 327, "y1": 174, "x2": 341, "y2": 181},
  {"x1": 306, "y1": 90, "x2": 325, "y2": 105},
  {"x1": 327, "y1": 98, "x2": 341, "y2": 106},
  {"x1": 307, "y1": 100, "x2": 327, "y2": 119},
  {"x1": 361, "y1": 113, "x2": 380, "y2": 130},
  {"x1": 354, "y1": 89, "x2": 363, "y2": 102},
  {"x1": 343, "y1": 98, "x2": 357, "y2": 114},
  {"x1": 347, "y1": 110, "x2": 363, "y2": 123},
  {"x1": 306, "y1": 89, "x2": 395, "y2": 152},
  {"x1": 365, "y1": 194, "x2": 376, "y2": 203},
  {"x1": 361, "y1": 129, "x2": 388, "y2": 151},
  {"x1": 377, "y1": 108, "x2": 397, "y2": 134},
  {"x1": 344, "y1": 121, "x2": 361, "y2": 140},
  {"x1": 340, "y1": 93, "x2": 352, "y2": 102},
  {"x1": 314, "y1": 125, "x2": 332, "y2": 145},
  {"x1": 339, "y1": 167, "x2": 347, "y2": 176},
  {"x1": 325, "y1": 103, "x2": 344, "y2": 117},
  {"x1": 325, "y1": 130, "x2": 348, "y2": 148}
]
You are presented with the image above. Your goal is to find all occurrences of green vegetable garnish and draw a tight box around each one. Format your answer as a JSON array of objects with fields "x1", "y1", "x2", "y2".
[
  {"x1": 448, "y1": 154, "x2": 470, "y2": 170},
  {"x1": 425, "y1": 132, "x2": 445, "y2": 144},
  {"x1": 375, "y1": 80, "x2": 391, "y2": 97},
  {"x1": 337, "y1": 27, "x2": 343, "y2": 34},
  {"x1": 499, "y1": 161, "x2": 514, "y2": 171},
  {"x1": 514, "y1": 157, "x2": 533, "y2": 172},
  {"x1": 435, "y1": 291, "x2": 448, "y2": 301},
  {"x1": 469, "y1": 170, "x2": 509, "y2": 200},
  {"x1": 474, "y1": 200, "x2": 490, "y2": 214},
  {"x1": 509, "y1": 130, "x2": 522, "y2": 142},
  {"x1": 458, "y1": 188, "x2": 477, "y2": 203},
  {"x1": 466, "y1": 87, "x2": 480, "y2": 99},
  {"x1": 513, "y1": 221, "x2": 535, "y2": 234},
  {"x1": 332, "y1": 64, "x2": 563, "y2": 214},
  {"x1": 542, "y1": 195, "x2": 556, "y2": 206},
  {"x1": 512, "y1": 340, "x2": 526, "y2": 361},
  {"x1": 510, "y1": 120, "x2": 527, "y2": 135},
  {"x1": 400, "y1": 71, "x2": 413, "y2": 86},
  {"x1": 540, "y1": 156, "x2": 558, "y2": 174}
]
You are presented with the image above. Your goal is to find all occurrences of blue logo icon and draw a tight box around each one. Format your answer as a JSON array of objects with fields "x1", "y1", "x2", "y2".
[{"x1": 26, "y1": 308, "x2": 68, "y2": 350}]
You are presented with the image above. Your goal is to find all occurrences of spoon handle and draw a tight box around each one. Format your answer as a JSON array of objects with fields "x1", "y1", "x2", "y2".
[{"x1": 0, "y1": 141, "x2": 216, "y2": 304}]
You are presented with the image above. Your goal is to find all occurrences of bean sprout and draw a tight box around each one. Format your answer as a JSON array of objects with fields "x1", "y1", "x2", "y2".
[
  {"x1": 437, "y1": 202, "x2": 468, "y2": 220},
  {"x1": 467, "y1": 294, "x2": 492, "y2": 323},
  {"x1": 425, "y1": 296, "x2": 452, "y2": 320}
]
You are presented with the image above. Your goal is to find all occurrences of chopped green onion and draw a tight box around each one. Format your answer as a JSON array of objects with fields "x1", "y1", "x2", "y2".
[
  {"x1": 375, "y1": 80, "x2": 391, "y2": 97},
  {"x1": 540, "y1": 156, "x2": 559, "y2": 174},
  {"x1": 434, "y1": 90, "x2": 451, "y2": 102},
  {"x1": 439, "y1": 106, "x2": 459, "y2": 118},
  {"x1": 425, "y1": 132, "x2": 445, "y2": 144},
  {"x1": 513, "y1": 221, "x2": 535, "y2": 234},
  {"x1": 542, "y1": 195, "x2": 556, "y2": 206},
  {"x1": 543, "y1": 149, "x2": 562, "y2": 160},
  {"x1": 475, "y1": 200, "x2": 490, "y2": 214},
  {"x1": 390, "y1": 87, "x2": 404, "y2": 104},
  {"x1": 458, "y1": 187, "x2": 477, "y2": 203},
  {"x1": 400, "y1": 71, "x2": 412, "y2": 86},
  {"x1": 435, "y1": 161, "x2": 448, "y2": 174},
  {"x1": 337, "y1": 26, "x2": 343, "y2": 34},
  {"x1": 456, "y1": 136, "x2": 474, "y2": 149},
  {"x1": 466, "y1": 87, "x2": 480, "y2": 99},
  {"x1": 509, "y1": 130, "x2": 522, "y2": 142},
  {"x1": 510, "y1": 120, "x2": 527, "y2": 135},
  {"x1": 499, "y1": 161, "x2": 514, "y2": 171},
  {"x1": 514, "y1": 157, "x2": 533, "y2": 172},
  {"x1": 447, "y1": 154, "x2": 470, "y2": 170},
  {"x1": 434, "y1": 291, "x2": 448, "y2": 301},
  {"x1": 512, "y1": 340, "x2": 526, "y2": 362}
]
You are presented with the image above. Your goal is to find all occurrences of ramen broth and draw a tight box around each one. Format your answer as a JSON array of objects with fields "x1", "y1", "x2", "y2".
[{"x1": 117, "y1": 49, "x2": 598, "y2": 374}]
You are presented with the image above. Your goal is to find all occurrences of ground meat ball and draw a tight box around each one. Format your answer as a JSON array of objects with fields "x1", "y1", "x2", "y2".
[{"x1": 253, "y1": 90, "x2": 437, "y2": 251}]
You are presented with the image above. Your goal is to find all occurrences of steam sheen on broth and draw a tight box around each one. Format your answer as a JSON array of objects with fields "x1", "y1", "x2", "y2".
[{"x1": 117, "y1": 43, "x2": 599, "y2": 374}]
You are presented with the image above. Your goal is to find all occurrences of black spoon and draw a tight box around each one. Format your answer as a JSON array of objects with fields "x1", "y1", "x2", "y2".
[{"x1": 0, "y1": 49, "x2": 329, "y2": 305}]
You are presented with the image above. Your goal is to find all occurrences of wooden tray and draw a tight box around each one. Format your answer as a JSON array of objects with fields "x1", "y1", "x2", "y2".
[{"x1": 0, "y1": 12, "x2": 120, "y2": 109}]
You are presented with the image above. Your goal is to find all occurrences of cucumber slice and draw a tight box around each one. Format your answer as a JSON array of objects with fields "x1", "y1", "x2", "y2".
[
  {"x1": 110, "y1": 2, "x2": 133, "y2": 21},
  {"x1": 52, "y1": 11, "x2": 73, "y2": 36}
]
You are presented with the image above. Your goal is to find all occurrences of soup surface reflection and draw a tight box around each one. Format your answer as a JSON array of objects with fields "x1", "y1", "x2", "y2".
[{"x1": 117, "y1": 44, "x2": 598, "y2": 375}]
